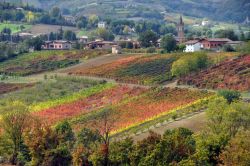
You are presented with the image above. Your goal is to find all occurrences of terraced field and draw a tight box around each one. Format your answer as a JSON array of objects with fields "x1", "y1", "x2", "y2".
[
  {"x1": 0, "y1": 50, "x2": 109, "y2": 76},
  {"x1": 0, "y1": 76, "x2": 212, "y2": 135},
  {"x1": 178, "y1": 55, "x2": 250, "y2": 91},
  {"x1": 69, "y1": 54, "x2": 177, "y2": 85}
]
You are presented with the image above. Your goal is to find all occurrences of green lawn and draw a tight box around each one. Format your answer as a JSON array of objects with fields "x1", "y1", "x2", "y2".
[{"x1": 0, "y1": 23, "x2": 32, "y2": 34}]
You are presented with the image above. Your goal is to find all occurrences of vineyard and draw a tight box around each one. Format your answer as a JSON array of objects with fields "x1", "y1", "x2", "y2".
[
  {"x1": 69, "y1": 87, "x2": 212, "y2": 133},
  {"x1": 0, "y1": 83, "x2": 34, "y2": 95},
  {"x1": 0, "y1": 76, "x2": 212, "y2": 134},
  {"x1": 69, "y1": 54, "x2": 177, "y2": 85},
  {"x1": 178, "y1": 55, "x2": 250, "y2": 91},
  {"x1": 0, "y1": 50, "x2": 109, "y2": 76}
]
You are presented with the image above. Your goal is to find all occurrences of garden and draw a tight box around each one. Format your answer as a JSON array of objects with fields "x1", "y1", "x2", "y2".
[{"x1": 0, "y1": 49, "x2": 109, "y2": 76}]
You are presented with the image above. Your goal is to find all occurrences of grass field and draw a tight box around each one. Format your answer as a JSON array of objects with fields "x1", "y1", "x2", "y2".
[{"x1": 0, "y1": 23, "x2": 32, "y2": 34}]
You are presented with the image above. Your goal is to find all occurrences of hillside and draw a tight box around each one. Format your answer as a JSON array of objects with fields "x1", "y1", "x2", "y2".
[{"x1": 7, "y1": 0, "x2": 250, "y2": 23}]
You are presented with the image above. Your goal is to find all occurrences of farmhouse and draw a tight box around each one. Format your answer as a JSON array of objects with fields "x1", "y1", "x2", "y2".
[
  {"x1": 112, "y1": 45, "x2": 122, "y2": 54},
  {"x1": 42, "y1": 40, "x2": 72, "y2": 50},
  {"x1": 200, "y1": 38, "x2": 232, "y2": 50},
  {"x1": 184, "y1": 40, "x2": 202, "y2": 52},
  {"x1": 78, "y1": 36, "x2": 88, "y2": 43},
  {"x1": 98, "y1": 21, "x2": 106, "y2": 28},
  {"x1": 86, "y1": 40, "x2": 116, "y2": 49}
]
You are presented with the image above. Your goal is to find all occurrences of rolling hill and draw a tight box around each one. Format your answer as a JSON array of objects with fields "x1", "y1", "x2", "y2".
[{"x1": 5, "y1": 0, "x2": 250, "y2": 23}]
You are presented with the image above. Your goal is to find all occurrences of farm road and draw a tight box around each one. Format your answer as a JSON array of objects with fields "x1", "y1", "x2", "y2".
[{"x1": 130, "y1": 112, "x2": 207, "y2": 142}]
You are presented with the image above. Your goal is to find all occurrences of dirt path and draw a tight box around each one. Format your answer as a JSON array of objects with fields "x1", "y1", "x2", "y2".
[{"x1": 131, "y1": 112, "x2": 207, "y2": 142}]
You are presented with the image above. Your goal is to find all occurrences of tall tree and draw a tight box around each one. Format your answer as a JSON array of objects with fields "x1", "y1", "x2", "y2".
[{"x1": 1, "y1": 101, "x2": 30, "y2": 165}]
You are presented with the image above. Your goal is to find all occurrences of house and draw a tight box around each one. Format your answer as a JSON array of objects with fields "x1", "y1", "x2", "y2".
[
  {"x1": 18, "y1": 32, "x2": 34, "y2": 40},
  {"x1": 63, "y1": 15, "x2": 76, "y2": 24},
  {"x1": 42, "y1": 40, "x2": 72, "y2": 50},
  {"x1": 184, "y1": 40, "x2": 202, "y2": 52},
  {"x1": 86, "y1": 40, "x2": 116, "y2": 49},
  {"x1": 202, "y1": 20, "x2": 210, "y2": 26},
  {"x1": 200, "y1": 38, "x2": 232, "y2": 50},
  {"x1": 112, "y1": 45, "x2": 121, "y2": 54},
  {"x1": 78, "y1": 36, "x2": 88, "y2": 44},
  {"x1": 98, "y1": 21, "x2": 106, "y2": 28}
]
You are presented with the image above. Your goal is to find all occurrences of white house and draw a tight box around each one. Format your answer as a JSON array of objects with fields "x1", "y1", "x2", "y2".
[
  {"x1": 184, "y1": 40, "x2": 201, "y2": 52},
  {"x1": 78, "y1": 36, "x2": 88, "y2": 43},
  {"x1": 98, "y1": 21, "x2": 106, "y2": 28}
]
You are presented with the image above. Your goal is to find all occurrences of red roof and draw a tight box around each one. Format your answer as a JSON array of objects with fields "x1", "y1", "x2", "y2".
[{"x1": 203, "y1": 38, "x2": 232, "y2": 42}]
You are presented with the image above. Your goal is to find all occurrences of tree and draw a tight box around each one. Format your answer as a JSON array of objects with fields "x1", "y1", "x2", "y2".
[
  {"x1": 138, "y1": 30, "x2": 158, "y2": 48},
  {"x1": 25, "y1": 120, "x2": 72, "y2": 166},
  {"x1": 95, "y1": 28, "x2": 114, "y2": 41},
  {"x1": 161, "y1": 34, "x2": 177, "y2": 52},
  {"x1": 25, "y1": 37, "x2": 44, "y2": 50},
  {"x1": 171, "y1": 52, "x2": 209, "y2": 77},
  {"x1": 109, "y1": 138, "x2": 134, "y2": 165},
  {"x1": 220, "y1": 130, "x2": 250, "y2": 166},
  {"x1": 194, "y1": 99, "x2": 250, "y2": 165},
  {"x1": 223, "y1": 44, "x2": 235, "y2": 52},
  {"x1": 88, "y1": 15, "x2": 99, "y2": 28},
  {"x1": 130, "y1": 131, "x2": 161, "y2": 165},
  {"x1": 89, "y1": 108, "x2": 117, "y2": 166},
  {"x1": 218, "y1": 89, "x2": 241, "y2": 104},
  {"x1": 1, "y1": 27, "x2": 11, "y2": 35},
  {"x1": 140, "y1": 128, "x2": 195, "y2": 165},
  {"x1": 0, "y1": 101, "x2": 30, "y2": 165},
  {"x1": 214, "y1": 29, "x2": 238, "y2": 41},
  {"x1": 50, "y1": 7, "x2": 61, "y2": 18},
  {"x1": 63, "y1": 30, "x2": 76, "y2": 41}
]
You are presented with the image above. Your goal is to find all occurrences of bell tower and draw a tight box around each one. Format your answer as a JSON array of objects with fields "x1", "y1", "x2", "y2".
[{"x1": 177, "y1": 16, "x2": 185, "y2": 43}]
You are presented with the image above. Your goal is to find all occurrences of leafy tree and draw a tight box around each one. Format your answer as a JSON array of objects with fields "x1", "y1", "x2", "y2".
[
  {"x1": 161, "y1": 34, "x2": 177, "y2": 52},
  {"x1": 214, "y1": 29, "x2": 238, "y2": 41},
  {"x1": 95, "y1": 28, "x2": 115, "y2": 41},
  {"x1": 25, "y1": 120, "x2": 72, "y2": 166},
  {"x1": 223, "y1": 44, "x2": 235, "y2": 52},
  {"x1": 130, "y1": 131, "x2": 161, "y2": 165},
  {"x1": 1, "y1": 27, "x2": 11, "y2": 35},
  {"x1": 50, "y1": 7, "x2": 61, "y2": 18},
  {"x1": 220, "y1": 130, "x2": 250, "y2": 166},
  {"x1": 138, "y1": 30, "x2": 158, "y2": 48},
  {"x1": 194, "y1": 99, "x2": 250, "y2": 165},
  {"x1": 171, "y1": 52, "x2": 209, "y2": 77},
  {"x1": 63, "y1": 30, "x2": 77, "y2": 41},
  {"x1": 109, "y1": 138, "x2": 134, "y2": 165},
  {"x1": 0, "y1": 101, "x2": 30, "y2": 165},
  {"x1": 141, "y1": 128, "x2": 195, "y2": 165},
  {"x1": 218, "y1": 89, "x2": 241, "y2": 104},
  {"x1": 25, "y1": 37, "x2": 44, "y2": 50}
]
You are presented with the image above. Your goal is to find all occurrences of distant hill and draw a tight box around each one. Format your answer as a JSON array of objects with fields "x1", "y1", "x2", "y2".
[{"x1": 6, "y1": 0, "x2": 250, "y2": 23}]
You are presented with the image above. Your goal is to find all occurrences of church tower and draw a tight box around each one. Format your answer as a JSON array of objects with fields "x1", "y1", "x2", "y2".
[{"x1": 177, "y1": 16, "x2": 185, "y2": 43}]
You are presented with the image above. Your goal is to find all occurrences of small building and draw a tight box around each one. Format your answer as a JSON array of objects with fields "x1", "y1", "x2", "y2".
[
  {"x1": 98, "y1": 21, "x2": 106, "y2": 28},
  {"x1": 42, "y1": 40, "x2": 72, "y2": 50},
  {"x1": 18, "y1": 32, "x2": 34, "y2": 40},
  {"x1": 63, "y1": 15, "x2": 76, "y2": 24},
  {"x1": 112, "y1": 45, "x2": 121, "y2": 54},
  {"x1": 184, "y1": 40, "x2": 202, "y2": 52},
  {"x1": 86, "y1": 40, "x2": 116, "y2": 49},
  {"x1": 200, "y1": 38, "x2": 232, "y2": 50},
  {"x1": 78, "y1": 36, "x2": 88, "y2": 44},
  {"x1": 202, "y1": 20, "x2": 210, "y2": 26}
]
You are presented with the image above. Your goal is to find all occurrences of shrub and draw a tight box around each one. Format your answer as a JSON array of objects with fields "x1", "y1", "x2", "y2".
[
  {"x1": 218, "y1": 90, "x2": 241, "y2": 104},
  {"x1": 146, "y1": 47, "x2": 156, "y2": 53}
]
